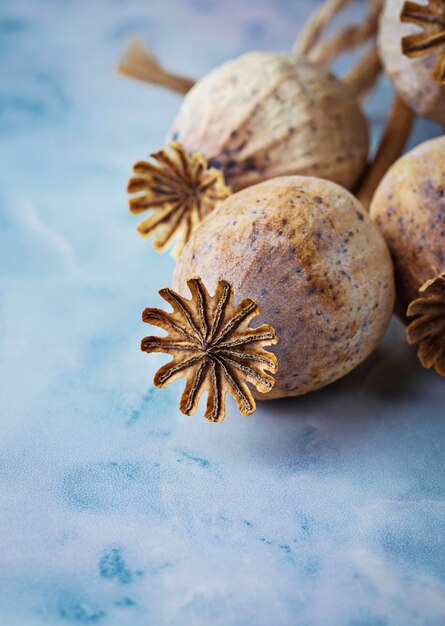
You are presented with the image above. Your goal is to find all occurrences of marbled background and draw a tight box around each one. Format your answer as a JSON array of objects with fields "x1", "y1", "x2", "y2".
[{"x1": 0, "y1": 1, "x2": 444, "y2": 625}]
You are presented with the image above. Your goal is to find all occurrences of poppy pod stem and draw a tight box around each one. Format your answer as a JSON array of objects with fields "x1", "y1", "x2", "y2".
[
  {"x1": 306, "y1": 0, "x2": 384, "y2": 65},
  {"x1": 294, "y1": 0, "x2": 384, "y2": 100},
  {"x1": 292, "y1": 0, "x2": 354, "y2": 57},
  {"x1": 118, "y1": 0, "x2": 383, "y2": 93},
  {"x1": 116, "y1": 38, "x2": 195, "y2": 94},
  {"x1": 343, "y1": 44, "x2": 381, "y2": 100},
  {"x1": 356, "y1": 94, "x2": 415, "y2": 210}
]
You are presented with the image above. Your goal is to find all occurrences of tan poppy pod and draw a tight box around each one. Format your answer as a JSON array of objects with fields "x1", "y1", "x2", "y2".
[
  {"x1": 127, "y1": 52, "x2": 371, "y2": 257},
  {"x1": 169, "y1": 52, "x2": 369, "y2": 192},
  {"x1": 370, "y1": 136, "x2": 445, "y2": 374},
  {"x1": 378, "y1": 0, "x2": 445, "y2": 125},
  {"x1": 121, "y1": 0, "x2": 385, "y2": 258},
  {"x1": 173, "y1": 176, "x2": 395, "y2": 399}
]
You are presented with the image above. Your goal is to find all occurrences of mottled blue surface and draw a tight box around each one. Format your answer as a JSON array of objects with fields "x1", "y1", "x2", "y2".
[{"x1": 0, "y1": 1, "x2": 444, "y2": 625}]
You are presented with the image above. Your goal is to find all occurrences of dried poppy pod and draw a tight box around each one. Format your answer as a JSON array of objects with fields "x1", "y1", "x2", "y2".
[
  {"x1": 168, "y1": 52, "x2": 369, "y2": 192},
  {"x1": 122, "y1": 0, "x2": 386, "y2": 256},
  {"x1": 378, "y1": 0, "x2": 445, "y2": 125},
  {"x1": 173, "y1": 176, "x2": 395, "y2": 399},
  {"x1": 369, "y1": 136, "x2": 445, "y2": 374},
  {"x1": 128, "y1": 52, "x2": 370, "y2": 256}
]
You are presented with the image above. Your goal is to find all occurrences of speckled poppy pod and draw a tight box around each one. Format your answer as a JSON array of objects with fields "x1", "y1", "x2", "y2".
[
  {"x1": 141, "y1": 277, "x2": 278, "y2": 422},
  {"x1": 165, "y1": 52, "x2": 370, "y2": 194},
  {"x1": 369, "y1": 136, "x2": 445, "y2": 375},
  {"x1": 126, "y1": 53, "x2": 369, "y2": 256},
  {"x1": 378, "y1": 0, "x2": 445, "y2": 125},
  {"x1": 120, "y1": 0, "x2": 384, "y2": 255},
  {"x1": 357, "y1": 0, "x2": 445, "y2": 208},
  {"x1": 174, "y1": 176, "x2": 395, "y2": 399}
]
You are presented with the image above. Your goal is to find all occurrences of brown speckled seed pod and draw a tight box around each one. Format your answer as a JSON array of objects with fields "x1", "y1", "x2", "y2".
[
  {"x1": 370, "y1": 136, "x2": 445, "y2": 373},
  {"x1": 370, "y1": 136, "x2": 445, "y2": 310},
  {"x1": 169, "y1": 52, "x2": 369, "y2": 192},
  {"x1": 173, "y1": 176, "x2": 395, "y2": 399},
  {"x1": 378, "y1": 0, "x2": 445, "y2": 125}
]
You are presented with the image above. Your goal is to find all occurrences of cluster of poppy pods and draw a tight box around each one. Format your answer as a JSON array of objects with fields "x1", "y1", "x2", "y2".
[{"x1": 118, "y1": 0, "x2": 445, "y2": 421}]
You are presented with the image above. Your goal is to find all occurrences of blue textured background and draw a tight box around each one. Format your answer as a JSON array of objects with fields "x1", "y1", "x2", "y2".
[{"x1": 0, "y1": 1, "x2": 444, "y2": 625}]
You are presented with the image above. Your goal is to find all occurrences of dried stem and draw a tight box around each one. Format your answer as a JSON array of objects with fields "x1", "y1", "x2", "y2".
[
  {"x1": 308, "y1": 0, "x2": 383, "y2": 65},
  {"x1": 116, "y1": 39, "x2": 195, "y2": 94},
  {"x1": 356, "y1": 95, "x2": 415, "y2": 210},
  {"x1": 118, "y1": 1, "x2": 384, "y2": 97},
  {"x1": 293, "y1": 0, "x2": 353, "y2": 56},
  {"x1": 343, "y1": 44, "x2": 381, "y2": 100}
]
